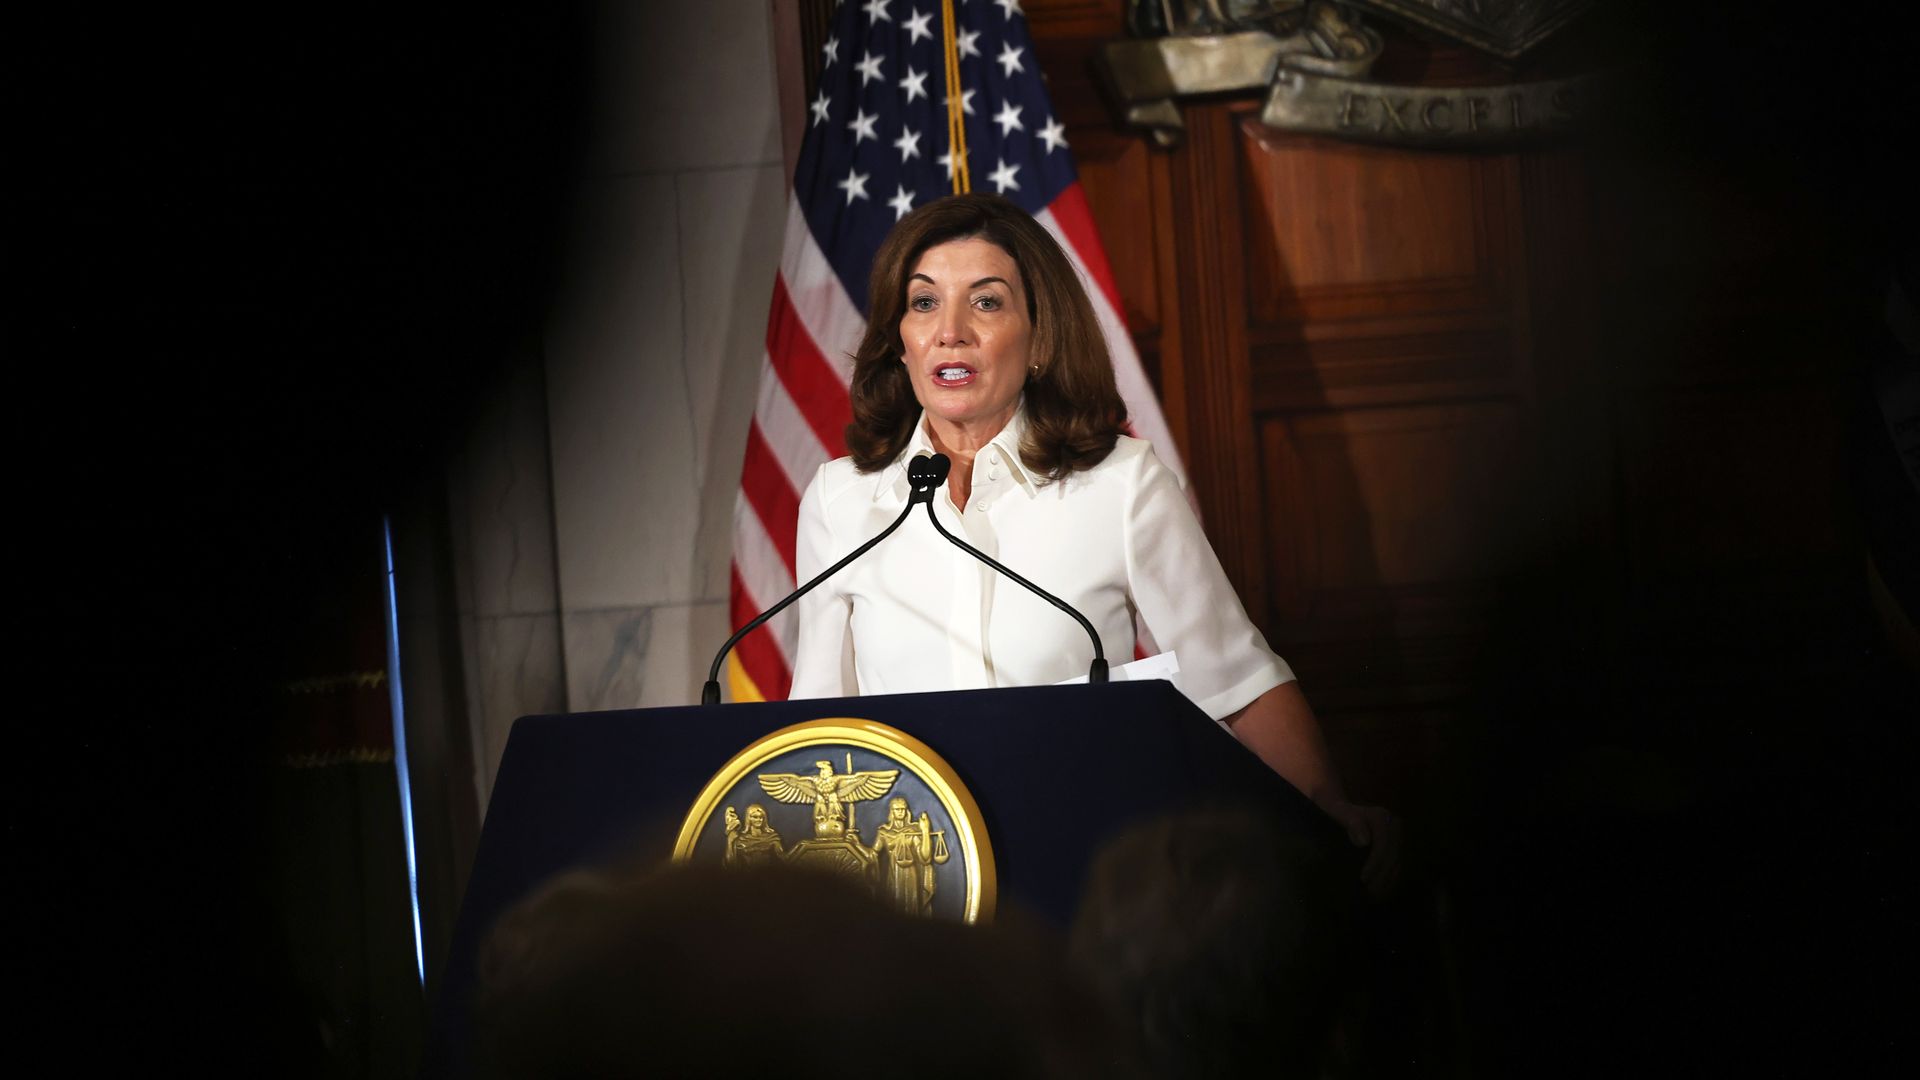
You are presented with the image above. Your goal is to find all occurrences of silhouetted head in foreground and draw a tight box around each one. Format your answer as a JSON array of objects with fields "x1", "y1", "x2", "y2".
[
  {"x1": 476, "y1": 860, "x2": 1134, "y2": 1079},
  {"x1": 1069, "y1": 810, "x2": 1345, "y2": 1079}
]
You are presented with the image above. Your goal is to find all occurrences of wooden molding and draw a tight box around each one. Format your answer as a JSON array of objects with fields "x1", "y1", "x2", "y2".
[{"x1": 1167, "y1": 103, "x2": 1269, "y2": 632}]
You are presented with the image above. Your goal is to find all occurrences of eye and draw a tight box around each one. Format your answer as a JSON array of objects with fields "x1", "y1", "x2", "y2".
[
  {"x1": 974, "y1": 294, "x2": 1000, "y2": 311},
  {"x1": 909, "y1": 295, "x2": 936, "y2": 312}
]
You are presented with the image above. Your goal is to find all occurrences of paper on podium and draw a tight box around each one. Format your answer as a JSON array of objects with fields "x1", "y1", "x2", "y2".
[{"x1": 1053, "y1": 650, "x2": 1181, "y2": 686}]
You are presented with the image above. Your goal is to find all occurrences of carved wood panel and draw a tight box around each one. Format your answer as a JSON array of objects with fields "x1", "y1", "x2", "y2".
[
  {"x1": 1026, "y1": 0, "x2": 1864, "y2": 750},
  {"x1": 1072, "y1": 131, "x2": 1166, "y2": 337},
  {"x1": 1239, "y1": 131, "x2": 1508, "y2": 321},
  {"x1": 1264, "y1": 402, "x2": 1539, "y2": 602},
  {"x1": 1243, "y1": 129, "x2": 1530, "y2": 413},
  {"x1": 1233, "y1": 115, "x2": 1543, "y2": 710},
  {"x1": 1165, "y1": 104, "x2": 1269, "y2": 628},
  {"x1": 1026, "y1": 5, "x2": 1565, "y2": 723}
]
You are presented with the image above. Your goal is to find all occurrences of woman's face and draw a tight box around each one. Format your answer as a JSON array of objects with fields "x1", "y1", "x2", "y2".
[{"x1": 898, "y1": 236, "x2": 1032, "y2": 440}]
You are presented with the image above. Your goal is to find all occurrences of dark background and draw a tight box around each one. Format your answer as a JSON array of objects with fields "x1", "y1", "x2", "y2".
[
  {"x1": 23, "y1": 3, "x2": 594, "y2": 1062},
  {"x1": 19, "y1": 1, "x2": 1915, "y2": 1071}
]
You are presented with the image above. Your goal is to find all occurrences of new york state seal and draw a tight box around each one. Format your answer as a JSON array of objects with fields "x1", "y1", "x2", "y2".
[{"x1": 673, "y1": 719, "x2": 995, "y2": 923}]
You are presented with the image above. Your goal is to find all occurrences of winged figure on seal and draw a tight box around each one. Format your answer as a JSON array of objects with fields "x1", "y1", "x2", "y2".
[{"x1": 756, "y1": 759, "x2": 900, "y2": 838}]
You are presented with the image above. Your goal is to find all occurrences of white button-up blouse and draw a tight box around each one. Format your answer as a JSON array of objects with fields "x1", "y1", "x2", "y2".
[{"x1": 789, "y1": 408, "x2": 1294, "y2": 720}]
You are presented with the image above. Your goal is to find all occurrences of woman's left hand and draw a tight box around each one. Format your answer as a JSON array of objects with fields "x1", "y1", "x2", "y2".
[{"x1": 1317, "y1": 798, "x2": 1402, "y2": 898}]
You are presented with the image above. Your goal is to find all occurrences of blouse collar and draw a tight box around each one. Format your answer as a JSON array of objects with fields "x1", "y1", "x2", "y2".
[{"x1": 875, "y1": 403, "x2": 1041, "y2": 503}]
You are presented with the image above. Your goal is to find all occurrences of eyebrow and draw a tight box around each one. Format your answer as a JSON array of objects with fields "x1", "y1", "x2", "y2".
[{"x1": 907, "y1": 273, "x2": 1013, "y2": 290}]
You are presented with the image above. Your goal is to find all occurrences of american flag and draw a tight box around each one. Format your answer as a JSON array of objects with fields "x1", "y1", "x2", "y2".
[{"x1": 727, "y1": 0, "x2": 1188, "y2": 701}]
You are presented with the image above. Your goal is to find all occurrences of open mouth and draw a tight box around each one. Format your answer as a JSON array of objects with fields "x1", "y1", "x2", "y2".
[{"x1": 931, "y1": 364, "x2": 977, "y2": 387}]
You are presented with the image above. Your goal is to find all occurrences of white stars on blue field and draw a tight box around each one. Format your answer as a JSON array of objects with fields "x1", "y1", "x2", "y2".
[{"x1": 794, "y1": 0, "x2": 1078, "y2": 314}]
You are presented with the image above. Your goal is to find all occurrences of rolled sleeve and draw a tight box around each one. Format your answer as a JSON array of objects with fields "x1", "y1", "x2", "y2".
[{"x1": 1122, "y1": 445, "x2": 1295, "y2": 720}]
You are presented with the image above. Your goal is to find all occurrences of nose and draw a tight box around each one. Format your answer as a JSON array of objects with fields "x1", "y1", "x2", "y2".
[{"x1": 936, "y1": 303, "x2": 970, "y2": 348}]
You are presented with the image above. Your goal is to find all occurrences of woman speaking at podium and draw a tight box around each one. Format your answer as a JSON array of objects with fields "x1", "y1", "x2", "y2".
[{"x1": 790, "y1": 194, "x2": 1397, "y2": 891}]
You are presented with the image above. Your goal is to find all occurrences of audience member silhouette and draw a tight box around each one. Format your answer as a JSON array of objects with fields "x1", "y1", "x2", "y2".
[
  {"x1": 475, "y1": 859, "x2": 1136, "y2": 1079},
  {"x1": 1069, "y1": 810, "x2": 1346, "y2": 1079}
]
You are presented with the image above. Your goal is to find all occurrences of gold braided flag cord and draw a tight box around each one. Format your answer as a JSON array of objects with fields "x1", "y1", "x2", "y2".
[{"x1": 940, "y1": 0, "x2": 970, "y2": 194}]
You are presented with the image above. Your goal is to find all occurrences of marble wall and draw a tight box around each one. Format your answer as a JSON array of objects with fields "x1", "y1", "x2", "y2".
[
  {"x1": 447, "y1": 1, "x2": 789, "y2": 810},
  {"x1": 447, "y1": 359, "x2": 569, "y2": 815}
]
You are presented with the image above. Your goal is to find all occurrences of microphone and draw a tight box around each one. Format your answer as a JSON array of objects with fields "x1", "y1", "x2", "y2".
[
  {"x1": 700, "y1": 453, "x2": 949, "y2": 705},
  {"x1": 907, "y1": 451, "x2": 949, "y2": 496},
  {"x1": 916, "y1": 453, "x2": 1109, "y2": 685}
]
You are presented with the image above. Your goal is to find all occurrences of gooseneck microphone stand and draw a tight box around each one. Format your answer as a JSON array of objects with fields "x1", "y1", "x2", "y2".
[
  {"x1": 700, "y1": 454, "x2": 951, "y2": 705},
  {"x1": 915, "y1": 455, "x2": 1109, "y2": 685}
]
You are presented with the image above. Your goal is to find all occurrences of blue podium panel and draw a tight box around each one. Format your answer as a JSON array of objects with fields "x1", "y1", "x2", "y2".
[{"x1": 425, "y1": 681, "x2": 1336, "y2": 1076}]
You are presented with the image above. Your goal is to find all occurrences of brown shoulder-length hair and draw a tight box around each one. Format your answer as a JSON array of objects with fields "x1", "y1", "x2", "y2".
[{"x1": 844, "y1": 193, "x2": 1127, "y2": 478}]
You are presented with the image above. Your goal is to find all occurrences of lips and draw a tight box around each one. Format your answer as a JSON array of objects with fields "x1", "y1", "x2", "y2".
[{"x1": 931, "y1": 364, "x2": 977, "y2": 387}]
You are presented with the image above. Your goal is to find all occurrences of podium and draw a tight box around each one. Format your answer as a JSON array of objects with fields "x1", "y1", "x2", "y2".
[{"x1": 425, "y1": 680, "x2": 1343, "y2": 1076}]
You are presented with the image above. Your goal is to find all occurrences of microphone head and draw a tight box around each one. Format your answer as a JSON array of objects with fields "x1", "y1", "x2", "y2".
[{"x1": 908, "y1": 453, "x2": 951, "y2": 491}]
